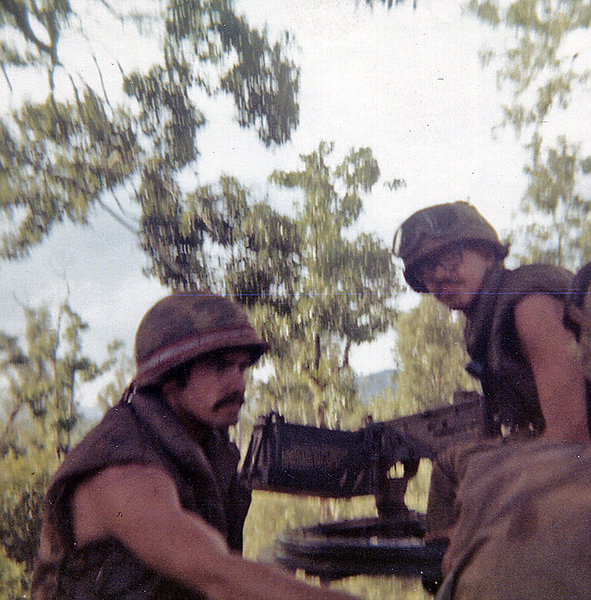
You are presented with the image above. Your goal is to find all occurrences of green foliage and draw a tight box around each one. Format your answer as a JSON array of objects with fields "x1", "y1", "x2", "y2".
[
  {"x1": 390, "y1": 296, "x2": 479, "y2": 416},
  {"x1": 96, "y1": 340, "x2": 134, "y2": 412},
  {"x1": 0, "y1": 543, "x2": 28, "y2": 600},
  {"x1": 340, "y1": 577, "x2": 429, "y2": 600},
  {"x1": 469, "y1": 0, "x2": 591, "y2": 131},
  {"x1": 0, "y1": 302, "x2": 109, "y2": 457},
  {"x1": 0, "y1": 301, "x2": 116, "y2": 594},
  {"x1": 515, "y1": 133, "x2": 591, "y2": 268},
  {"x1": 0, "y1": 89, "x2": 141, "y2": 259},
  {"x1": 467, "y1": 0, "x2": 501, "y2": 26},
  {"x1": 0, "y1": 0, "x2": 300, "y2": 262},
  {"x1": 469, "y1": 0, "x2": 591, "y2": 267},
  {"x1": 141, "y1": 174, "x2": 302, "y2": 305},
  {"x1": 0, "y1": 0, "x2": 69, "y2": 67},
  {"x1": 0, "y1": 446, "x2": 54, "y2": 572},
  {"x1": 248, "y1": 142, "x2": 400, "y2": 427}
]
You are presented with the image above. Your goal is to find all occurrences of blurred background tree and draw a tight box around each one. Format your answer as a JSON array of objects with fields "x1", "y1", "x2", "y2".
[
  {"x1": 253, "y1": 142, "x2": 399, "y2": 428},
  {"x1": 0, "y1": 301, "x2": 117, "y2": 589},
  {"x1": 0, "y1": 0, "x2": 299, "y2": 262},
  {"x1": 468, "y1": 0, "x2": 591, "y2": 269},
  {"x1": 392, "y1": 296, "x2": 480, "y2": 415}
]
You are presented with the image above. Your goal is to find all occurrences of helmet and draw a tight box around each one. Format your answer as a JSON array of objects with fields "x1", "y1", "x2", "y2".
[
  {"x1": 564, "y1": 262, "x2": 591, "y2": 380},
  {"x1": 134, "y1": 291, "x2": 270, "y2": 387},
  {"x1": 393, "y1": 201, "x2": 509, "y2": 292}
]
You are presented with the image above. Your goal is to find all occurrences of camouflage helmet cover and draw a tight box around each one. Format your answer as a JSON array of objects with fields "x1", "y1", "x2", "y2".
[
  {"x1": 134, "y1": 292, "x2": 270, "y2": 387},
  {"x1": 393, "y1": 201, "x2": 509, "y2": 292}
]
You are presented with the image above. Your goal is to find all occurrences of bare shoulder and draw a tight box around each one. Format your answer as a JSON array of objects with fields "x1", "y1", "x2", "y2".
[
  {"x1": 514, "y1": 293, "x2": 563, "y2": 321},
  {"x1": 76, "y1": 463, "x2": 179, "y2": 505},
  {"x1": 72, "y1": 463, "x2": 181, "y2": 544},
  {"x1": 514, "y1": 294, "x2": 566, "y2": 346}
]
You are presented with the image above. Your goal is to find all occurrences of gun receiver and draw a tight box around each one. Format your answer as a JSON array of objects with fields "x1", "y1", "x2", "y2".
[
  {"x1": 242, "y1": 391, "x2": 487, "y2": 501},
  {"x1": 241, "y1": 391, "x2": 489, "y2": 582}
]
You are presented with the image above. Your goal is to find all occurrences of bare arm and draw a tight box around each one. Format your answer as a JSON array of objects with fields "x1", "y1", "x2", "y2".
[
  {"x1": 514, "y1": 294, "x2": 589, "y2": 444},
  {"x1": 72, "y1": 464, "x2": 360, "y2": 600}
]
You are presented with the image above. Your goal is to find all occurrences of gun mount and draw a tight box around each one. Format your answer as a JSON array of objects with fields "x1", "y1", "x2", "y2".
[{"x1": 241, "y1": 391, "x2": 488, "y2": 583}]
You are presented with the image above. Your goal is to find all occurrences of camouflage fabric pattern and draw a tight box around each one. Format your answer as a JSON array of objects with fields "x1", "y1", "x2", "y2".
[
  {"x1": 393, "y1": 202, "x2": 508, "y2": 292},
  {"x1": 134, "y1": 291, "x2": 269, "y2": 386}
]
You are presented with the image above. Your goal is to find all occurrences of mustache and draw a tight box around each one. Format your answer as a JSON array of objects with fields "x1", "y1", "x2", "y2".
[{"x1": 213, "y1": 391, "x2": 245, "y2": 411}]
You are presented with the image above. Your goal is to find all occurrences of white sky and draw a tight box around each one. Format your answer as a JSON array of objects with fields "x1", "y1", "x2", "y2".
[{"x1": 0, "y1": 0, "x2": 589, "y2": 409}]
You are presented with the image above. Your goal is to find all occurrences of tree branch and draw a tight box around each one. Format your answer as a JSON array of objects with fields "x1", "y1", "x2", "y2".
[{"x1": 0, "y1": 0, "x2": 57, "y2": 62}]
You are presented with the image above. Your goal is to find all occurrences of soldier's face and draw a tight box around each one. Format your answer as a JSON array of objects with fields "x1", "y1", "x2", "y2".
[
  {"x1": 164, "y1": 349, "x2": 252, "y2": 431},
  {"x1": 420, "y1": 244, "x2": 495, "y2": 311}
]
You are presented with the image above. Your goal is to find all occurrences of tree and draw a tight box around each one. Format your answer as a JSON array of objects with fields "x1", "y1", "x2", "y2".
[
  {"x1": 0, "y1": 301, "x2": 115, "y2": 591},
  {"x1": 468, "y1": 0, "x2": 590, "y2": 135},
  {"x1": 390, "y1": 296, "x2": 479, "y2": 416},
  {"x1": 0, "y1": 0, "x2": 299, "y2": 264},
  {"x1": 0, "y1": 302, "x2": 108, "y2": 458},
  {"x1": 0, "y1": 0, "x2": 65, "y2": 69},
  {"x1": 513, "y1": 132, "x2": 591, "y2": 268},
  {"x1": 250, "y1": 142, "x2": 400, "y2": 428},
  {"x1": 468, "y1": 0, "x2": 591, "y2": 266},
  {"x1": 141, "y1": 173, "x2": 302, "y2": 302}
]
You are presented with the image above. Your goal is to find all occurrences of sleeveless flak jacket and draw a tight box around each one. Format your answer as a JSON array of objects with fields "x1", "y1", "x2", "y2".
[
  {"x1": 427, "y1": 263, "x2": 573, "y2": 542},
  {"x1": 427, "y1": 263, "x2": 578, "y2": 598},
  {"x1": 463, "y1": 263, "x2": 573, "y2": 433},
  {"x1": 31, "y1": 391, "x2": 251, "y2": 600}
]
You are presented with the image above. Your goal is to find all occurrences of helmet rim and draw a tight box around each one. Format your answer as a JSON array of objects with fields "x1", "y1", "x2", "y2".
[
  {"x1": 394, "y1": 201, "x2": 508, "y2": 292},
  {"x1": 133, "y1": 292, "x2": 269, "y2": 387}
]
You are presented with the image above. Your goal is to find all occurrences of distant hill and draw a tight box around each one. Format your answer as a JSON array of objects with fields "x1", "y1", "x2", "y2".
[{"x1": 355, "y1": 369, "x2": 397, "y2": 403}]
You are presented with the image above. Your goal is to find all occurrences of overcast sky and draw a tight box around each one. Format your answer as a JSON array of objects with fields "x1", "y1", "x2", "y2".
[{"x1": 1, "y1": 0, "x2": 589, "y2": 409}]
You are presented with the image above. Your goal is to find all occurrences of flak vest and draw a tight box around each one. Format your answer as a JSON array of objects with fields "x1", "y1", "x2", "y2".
[
  {"x1": 31, "y1": 391, "x2": 251, "y2": 600},
  {"x1": 427, "y1": 263, "x2": 573, "y2": 541},
  {"x1": 427, "y1": 263, "x2": 577, "y2": 599},
  {"x1": 463, "y1": 263, "x2": 573, "y2": 433}
]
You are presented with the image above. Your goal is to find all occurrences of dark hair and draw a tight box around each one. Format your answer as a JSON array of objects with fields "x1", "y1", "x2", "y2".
[
  {"x1": 136, "y1": 346, "x2": 262, "y2": 397},
  {"x1": 136, "y1": 358, "x2": 197, "y2": 396}
]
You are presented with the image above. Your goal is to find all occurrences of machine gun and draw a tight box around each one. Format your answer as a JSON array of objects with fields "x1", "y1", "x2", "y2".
[{"x1": 241, "y1": 391, "x2": 490, "y2": 584}]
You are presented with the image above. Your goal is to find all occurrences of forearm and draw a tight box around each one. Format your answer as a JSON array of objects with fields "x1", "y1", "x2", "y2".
[
  {"x1": 81, "y1": 466, "x2": 359, "y2": 600},
  {"x1": 154, "y1": 527, "x2": 359, "y2": 600},
  {"x1": 138, "y1": 518, "x2": 360, "y2": 599},
  {"x1": 112, "y1": 491, "x2": 358, "y2": 599},
  {"x1": 200, "y1": 552, "x2": 359, "y2": 600}
]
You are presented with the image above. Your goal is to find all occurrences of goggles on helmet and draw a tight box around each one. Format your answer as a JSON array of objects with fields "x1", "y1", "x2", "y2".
[{"x1": 393, "y1": 203, "x2": 463, "y2": 260}]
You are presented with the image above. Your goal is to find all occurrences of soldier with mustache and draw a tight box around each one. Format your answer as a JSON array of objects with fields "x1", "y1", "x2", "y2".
[
  {"x1": 31, "y1": 292, "x2": 360, "y2": 600},
  {"x1": 394, "y1": 202, "x2": 590, "y2": 598}
]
